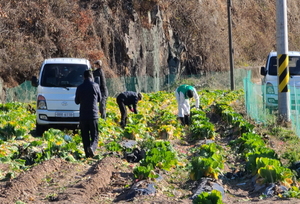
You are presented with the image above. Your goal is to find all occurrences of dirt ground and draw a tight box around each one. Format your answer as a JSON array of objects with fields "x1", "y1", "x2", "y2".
[{"x1": 0, "y1": 134, "x2": 299, "y2": 204}]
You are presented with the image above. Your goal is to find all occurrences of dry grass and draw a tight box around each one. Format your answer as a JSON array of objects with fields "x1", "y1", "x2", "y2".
[{"x1": 1, "y1": 0, "x2": 300, "y2": 88}]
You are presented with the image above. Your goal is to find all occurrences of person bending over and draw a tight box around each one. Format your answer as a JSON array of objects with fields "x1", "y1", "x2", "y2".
[
  {"x1": 116, "y1": 91, "x2": 142, "y2": 128},
  {"x1": 175, "y1": 84, "x2": 199, "y2": 125}
]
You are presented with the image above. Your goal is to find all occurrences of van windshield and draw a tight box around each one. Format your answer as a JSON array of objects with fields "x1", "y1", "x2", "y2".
[
  {"x1": 268, "y1": 56, "x2": 300, "y2": 76},
  {"x1": 40, "y1": 64, "x2": 88, "y2": 87}
]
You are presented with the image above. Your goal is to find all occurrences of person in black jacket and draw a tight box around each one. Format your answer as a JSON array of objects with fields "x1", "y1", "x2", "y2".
[
  {"x1": 75, "y1": 70, "x2": 102, "y2": 158},
  {"x1": 116, "y1": 91, "x2": 142, "y2": 128},
  {"x1": 93, "y1": 60, "x2": 108, "y2": 120}
]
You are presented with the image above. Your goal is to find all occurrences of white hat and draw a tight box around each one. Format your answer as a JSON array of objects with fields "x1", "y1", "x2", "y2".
[{"x1": 94, "y1": 60, "x2": 102, "y2": 66}]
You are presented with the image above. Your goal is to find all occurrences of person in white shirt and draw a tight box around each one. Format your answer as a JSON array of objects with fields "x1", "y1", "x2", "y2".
[{"x1": 175, "y1": 84, "x2": 199, "y2": 125}]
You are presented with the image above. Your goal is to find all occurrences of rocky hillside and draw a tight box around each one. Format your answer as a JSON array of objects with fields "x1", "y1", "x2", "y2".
[{"x1": 1, "y1": 0, "x2": 300, "y2": 92}]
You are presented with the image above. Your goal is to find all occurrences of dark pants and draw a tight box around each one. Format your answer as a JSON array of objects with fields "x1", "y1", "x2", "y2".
[
  {"x1": 80, "y1": 119, "x2": 99, "y2": 157},
  {"x1": 116, "y1": 96, "x2": 127, "y2": 128},
  {"x1": 99, "y1": 96, "x2": 107, "y2": 120}
]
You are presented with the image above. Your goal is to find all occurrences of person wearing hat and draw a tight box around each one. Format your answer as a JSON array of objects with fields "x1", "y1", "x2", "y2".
[
  {"x1": 93, "y1": 60, "x2": 108, "y2": 120},
  {"x1": 175, "y1": 84, "x2": 199, "y2": 125},
  {"x1": 116, "y1": 91, "x2": 142, "y2": 128}
]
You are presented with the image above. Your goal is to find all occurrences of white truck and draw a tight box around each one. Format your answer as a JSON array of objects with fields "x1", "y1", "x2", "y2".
[
  {"x1": 260, "y1": 51, "x2": 300, "y2": 113},
  {"x1": 31, "y1": 58, "x2": 91, "y2": 136}
]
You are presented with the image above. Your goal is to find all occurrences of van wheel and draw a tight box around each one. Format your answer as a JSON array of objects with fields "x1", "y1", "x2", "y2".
[
  {"x1": 36, "y1": 124, "x2": 46, "y2": 137},
  {"x1": 71, "y1": 125, "x2": 80, "y2": 134}
]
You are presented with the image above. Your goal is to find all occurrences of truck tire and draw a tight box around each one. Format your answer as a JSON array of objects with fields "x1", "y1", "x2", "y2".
[{"x1": 35, "y1": 123, "x2": 46, "y2": 137}]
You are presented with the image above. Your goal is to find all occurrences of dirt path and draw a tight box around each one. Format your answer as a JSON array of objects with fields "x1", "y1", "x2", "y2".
[
  {"x1": 0, "y1": 156, "x2": 191, "y2": 204},
  {"x1": 0, "y1": 143, "x2": 299, "y2": 204},
  {"x1": 0, "y1": 157, "x2": 119, "y2": 204}
]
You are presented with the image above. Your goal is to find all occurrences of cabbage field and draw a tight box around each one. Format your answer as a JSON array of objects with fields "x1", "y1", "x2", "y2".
[{"x1": 0, "y1": 89, "x2": 300, "y2": 204}]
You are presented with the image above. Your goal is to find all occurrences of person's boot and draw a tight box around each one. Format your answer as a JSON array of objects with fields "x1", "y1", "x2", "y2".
[
  {"x1": 184, "y1": 115, "x2": 190, "y2": 126},
  {"x1": 179, "y1": 117, "x2": 185, "y2": 125},
  {"x1": 120, "y1": 117, "x2": 128, "y2": 128},
  {"x1": 120, "y1": 121, "x2": 126, "y2": 128},
  {"x1": 87, "y1": 146, "x2": 95, "y2": 157}
]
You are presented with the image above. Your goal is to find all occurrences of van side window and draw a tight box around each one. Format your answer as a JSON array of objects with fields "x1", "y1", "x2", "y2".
[
  {"x1": 268, "y1": 57, "x2": 277, "y2": 76},
  {"x1": 289, "y1": 57, "x2": 300, "y2": 75}
]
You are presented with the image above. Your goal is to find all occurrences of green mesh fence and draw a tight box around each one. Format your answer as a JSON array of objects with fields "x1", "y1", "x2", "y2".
[
  {"x1": 244, "y1": 70, "x2": 300, "y2": 137},
  {"x1": 5, "y1": 81, "x2": 37, "y2": 103},
  {"x1": 289, "y1": 85, "x2": 300, "y2": 137},
  {"x1": 243, "y1": 71, "x2": 268, "y2": 123},
  {"x1": 5, "y1": 69, "x2": 249, "y2": 103}
]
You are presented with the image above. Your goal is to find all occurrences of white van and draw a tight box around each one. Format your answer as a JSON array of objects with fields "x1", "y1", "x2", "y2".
[
  {"x1": 31, "y1": 58, "x2": 91, "y2": 135},
  {"x1": 260, "y1": 51, "x2": 300, "y2": 112}
]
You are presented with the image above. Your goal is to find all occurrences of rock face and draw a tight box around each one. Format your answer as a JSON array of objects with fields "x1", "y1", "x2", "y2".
[
  {"x1": 4, "y1": 0, "x2": 300, "y2": 101},
  {"x1": 100, "y1": 4, "x2": 184, "y2": 93},
  {"x1": 0, "y1": 1, "x2": 186, "y2": 100},
  {"x1": 130, "y1": 9, "x2": 182, "y2": 92}
]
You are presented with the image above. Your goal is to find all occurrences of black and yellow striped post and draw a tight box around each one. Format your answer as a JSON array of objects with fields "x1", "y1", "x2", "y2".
[
  {"x1": 277, "y1": 53, "x2": 290, "y2": 121},
  {"x1": 278, "y1": 54, "x2": 289, "y2": 93}
]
